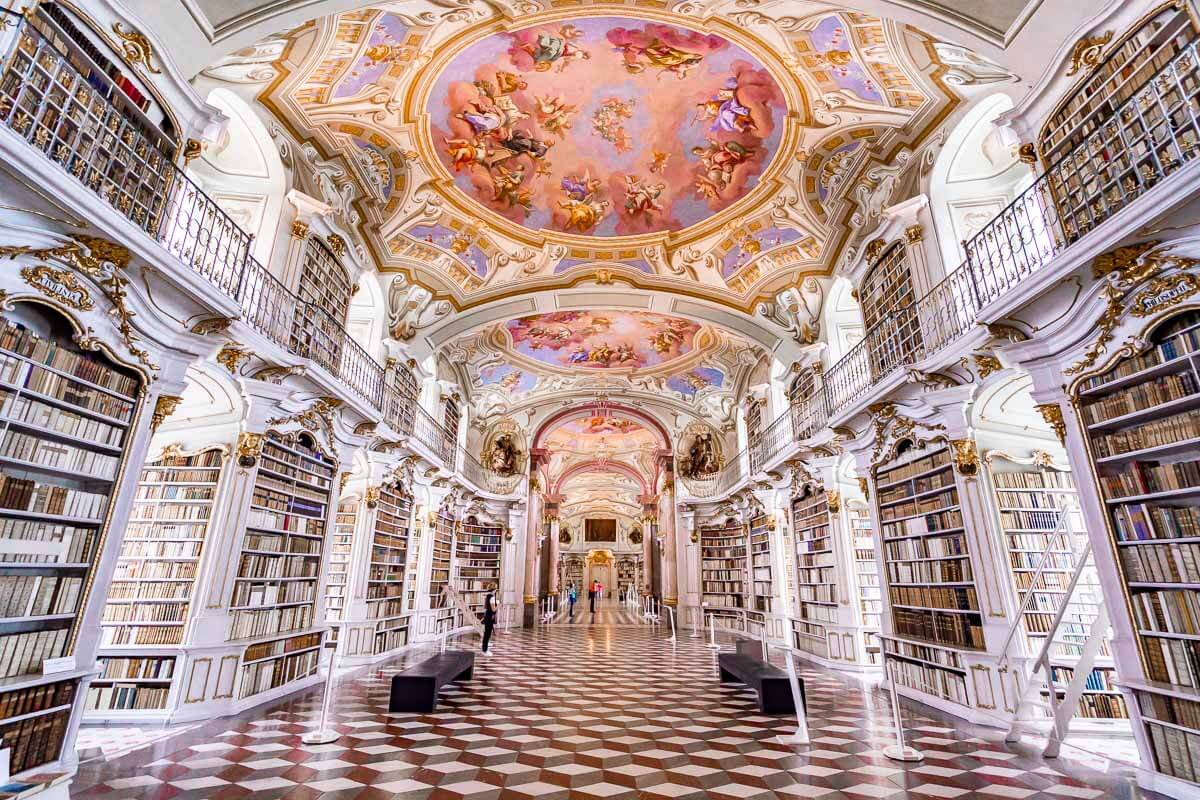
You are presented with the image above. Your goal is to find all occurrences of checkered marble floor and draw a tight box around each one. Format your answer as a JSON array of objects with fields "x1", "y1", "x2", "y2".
[
  {"x1": 68, "y1": 624, "x2": 1169, "y2": 800},
  {"x1": 549, "y1": 601, "x2": 646, "y2": 625}
]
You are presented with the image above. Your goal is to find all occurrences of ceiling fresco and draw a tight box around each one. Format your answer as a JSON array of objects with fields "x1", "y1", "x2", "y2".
[
  {"x1": 427, "y1": 16, "x2": 787, "y2": 237},
  {"x1": 506, "y1": 311, "x2": 700, "y2": 371},
  {"x1": 245, "y1": 1, "x2": 980, "y2": 310}
]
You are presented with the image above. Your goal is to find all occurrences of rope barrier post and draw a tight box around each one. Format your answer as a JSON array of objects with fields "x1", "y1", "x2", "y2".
[
  {"x1": 690, "y1": 605, "x2": 703, "y2": 638},
  {"x1": 667, "y1": 605, "x2": 677, "y2": 643},
  {"x1": 706, "y1": 613, "x2": 721, "y2": 650},
  {"x1": 302, "y1": 629, "x2": 340, "y2": 745},
  {"x1": 776, "y1": 647, "x2": 810, "y2": 746},
  {"x1": 883, "y1": 659, "x2": 924, "y2": 762},
  {"x1": 502, "y1": 604, "x2": 511, "y2": 634}
]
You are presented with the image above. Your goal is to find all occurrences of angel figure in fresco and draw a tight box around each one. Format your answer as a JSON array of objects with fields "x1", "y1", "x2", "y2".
[
  {"x1": 612, "y1": 343, "x2": 638, "y2": 365},
  {"x1": 623, "y1": 175, "x2": 666, "y2": 224},
  {"x1": 562, "y1": 171, "x2": 602, "y2": 202},
  {"x1": 474, "y1": 72, "x2": 528, "y2": 99},
  {"x1": 364, "y1": 43, "x2": 408, "y2": 65},
  {"x1": 616, "y1": 38, "x2": 705, "y2": 79},
  {"x1": 647, "y1": 317, "x2": 693, "y2": 354},
  {"x1": 521, "y1": 27, "x2": 590, "y2": 73},
  {"x1": 692, "y1": 139, "x2": 755, "y2": 200},
  {"x1": 499, "y1": 371, "x2": 523, "y2": 391},
  {"x1": 694, "y1": 78, "x2": 755, "y2": 134},
  {"x1": 444, "y1": 138, "x2": 494, "y2": 172},
  {"x1": 648, "y1": 151, "x2": 670, "y2": 174},
  {"x1": 458, "y1": 94, "x2": 528, "y2": 137},
  {"x1": 496, "y1": 130, "x2": 551, "y2": 160},
  {"x1": 559, "y1": 195, "x2": 610, "y2": 233},
  {"x1": 568, "y1": 345, "x2": 590, "y2": 363},
  {"x1": 589, "y1": 342, "x2": 615, "y2": 365},
  {"x1": 686, "y1": 371, "x2": 713, "y2": 392},
  {"x1": 534, "y1": 95, "x2": 578, "y2": 137},
  {"x1": 591, "y1": 98, "x2": 636, "y2": 153},
  {"x1": 493, "y1": 165, "x2": 532, "y2": 210}
]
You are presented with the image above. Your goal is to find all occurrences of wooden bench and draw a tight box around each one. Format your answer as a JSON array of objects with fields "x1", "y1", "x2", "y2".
[
  {"x1": 718, "y1": 651, "x2": 805, "y2": 714},
  {"x1": 388, "y1": 650, "x2": 475, "y2": 713}
]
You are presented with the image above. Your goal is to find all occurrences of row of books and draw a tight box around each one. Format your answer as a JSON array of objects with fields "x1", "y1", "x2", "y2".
[
  {"x1": 1121, "y1": 542, "x2": 1200, "y2": 585},
  {"x1": 1012, "y1": 567, "x2": 1075, "y2": 588},
  {"x1": 85, "y1": 684, "x2": 169, "y2": 711},
  {"x1": 133, "y1": 484, "x2": 215, "y2": 502},
  {"x1": 123, "y1": 522, "x2": 207, "y2": 541},
  {"x1": 999, "y1": 509, "x2": 1062, "y2": 530},
  {"x1": 247, "y1": 505, "x2": 325, "y2": 536},
  {"x1": 1104, "y1": 458, "x2": 1200, "y2": 502},
  {"x1": 995, "y1": 490, "x2": 1074, "y2": 511},
  {"x1": 243, "y1": 631, "x2": 322, "y2": 663},
  {"x1": 13, "y1": 360, "x2": 136, "y2": 421},
  {"x1": 992, "y1": 470, "x2": 1075, "y2": 490},
  {"x1": 368, "y1": 598, "x2": 405, "y2": 618},
  {"x1": 0, "y1": 475, "x2": 109, "y2": 520},
  {"x1": 1145, "y1": 718, "x2": 1200, "y2": 784},
  {"x1": 887, "y1": 558, "x2": 972, "y2": 584},
  {"x1": 1065, "y1": 692, "x2": 1129, "y2": 719},
  {"x1": 229, "y1": 605, "x2": 314, "y2": 640},
  {"x1": 1083, "y1": 320, "x2": 1200, "y2": 391},
  {"x1": 129, "y1": 503, "x2": 210, "y2": 522},
  {"x1": 876, "y1": 449, "x2": 952, "y2": 487},
  {"x1": 236, "y1": 554, "x2": 319, "y2": 579},
  {"x1": 892, "y1": 608, "x2": 985, "y2": 649},
  {"x1": 796, "y1": 584, "x2": 836, "y2": 603},
  {"x1": 0, "y1": 429, "x2": 120, "y2": 479},
  {"x1": 96, "y1": 656, "x2": 175, "y2": 680},
  {"x1": 117, "y1": 540, "x2": 201, "y2": 560},
  {"x1": 703, "y1": 593, "x2": 746, "y2": 608},
  {"x1": 141, "y1": 468, "x2": 222, "y2": 484},
  {"x1": 885, "y1": 637, "x2": 965, "y2": 668},
  {"x1": 702, "y1": 581, "x2": 745, "y2": 593},
  {"x1": 99, "y1": 624, "x2": 180, "y2": 646},
  {"x1": 232, "y1": 581, "x2": 315, "y2": 608},
  {"x1": 1140, "y1": 690, "x2": 1200, "y2": 734},
  {"x1": 260, "y1": 455, "x2": 332, "y2": 490},
  {"x1": 0, "y1": 574, "x2": 83, "y2": 619},
  {"x1": 1092, "y1": 408, "x2": 1200, "y2": 458},
  {"x1": 1144, "y1": 635, "x2": 1200, "y2": 688},
  {"x1": 1083, "y1": 372, "x2": 1198, "y2": 425},
  {"x1": 882, "y1": 508, "x2": 964, "y2": 539},
  {"x1": 112, "y1": 560, "x2": 195, "y2": 581},
  {"x1": 1133, "y1": 589, "x2": 1200, "y2": 636},
  {"x1": 242, "y1": 532, "x2": 319, "y2": 555},
  {"x1": 884, "y1": 533, "x2": 968, "y2": 561},
  {"x1": 1113, "y1": 502, "x2": 1200, "y2": 541},
  {"x1": 0, "y1": 704, "x2": 70, "y2": 776},
  {"x1": 890, "y1": 585, "x2": 979, "y2": 611},
  {"x1": 239, "y1": 647, "x2": 319, "y2": 698},
  {"x1": 0, "y1": 678, "x2": 75, "y2": 721},
  {"x1": 880, "y1": 489, "x2": 958, "y2": 522},
  {"x1": 879, "y1": 470, "x2": 955, "y2": 506},
  {"x1": 101, "y1": 601, "x2": 186, "y2": 623},
  {"x1": 0, "y1": 317, "x2": 138, "y2": 396},
  {"x1": 255, "y1": 480, "x2": 327, "y2": 510},
  {"x1": 263, "y1": 438, "x2": 334, "y2": 471},
  {"x1": 0, "y1": 519, "x2": 93, "y2": 563},
  {"x1": 888, "y1": 656, "x2": 969, "y2": 705},
  {"x1": 0, "y1": 388, "x2": 124, "y2": 447},
  {"x1": 0, "y1": 626, "x2": 70, "y2": 678}
]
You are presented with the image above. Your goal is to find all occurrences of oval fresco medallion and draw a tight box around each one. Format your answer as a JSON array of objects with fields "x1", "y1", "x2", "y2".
[
  {"x1": 504, "y1": 311, "x2": 700, "y2": 371},
  {"x1": 426, "y1": 16, "x2": 787, "y2": 238}
]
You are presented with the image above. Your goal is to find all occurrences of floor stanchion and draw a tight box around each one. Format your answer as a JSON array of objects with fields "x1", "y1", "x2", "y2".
[
  {"x1": 706, "y1": 613, "x2": 721, "y2": 650},
  {"x1": 667, "y1": 606, "x2": 677, "y2": 643},
  {"x1": 301, "y1": 633, "x2": 340, "y2": 745},
  {"x1": 776, "y1": 647, "x2": 810, "y2": 746},
  {"x1": 883, "y1": 660, "x2": 925, "y2": 762}
]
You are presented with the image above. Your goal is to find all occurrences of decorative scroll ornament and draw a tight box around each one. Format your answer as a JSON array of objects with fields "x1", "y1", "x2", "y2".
[
  {"x1": 326, "y1": 234, "x2": 347, "y2": 258},
  {"x1": 216, "y1": 344, "x2": 249, "y2": 374},
  {"x1": 383, "y1": 456, "x2": 416, "y2": 497},
  {"x1": 1065, "y1": 283, "x2": 1123, "y2": 376},
  {"x1": 252, "y1": 364, "x2": 306, "y2": 384},
  {"x1": 354, "y1": 422, "x2": 378, "y2": 436},
  {"x1": 974, "y1": 354, "x2": 1002, "y2": 379},
  {"x1": 267, "y1": 397, "x2": 343, "y2": 444},
  {"x1": 904, "y1": 225, "x2": 924, "y2": 244},
  {"x1": 1017, "y1": 143, "x2": 1037, "y2": 164},
  {"x1": 111, "y1": 22, "x2": 162, "y2": 74},
  {"x1": 864, "y1": 238, "x2": 887, "y2": 261},
  {"x1": 183, "y1": 139, "x2": 203, "y2": 166},
  {"x1": 826, "y1": 489, "x2": 842, "y2": 513},
  {"x1": 1130, "y1": 273, "x2": 1200, "y2": 317},
  {"x1": 339, "y1": 471, "x2": 352, "y2": 493},
  {"x1": 0, "y1": 236, "x2": 156, "y2": 371},
  {"x1": 237, "y1": 432, "x2": 264, "y2": 467},
  {"x1": 151, "y1": 395, "x2": 182, "y2": 432},
  {"x1": 1035, "y1": 402, "x2": 1067, "y2": 445},
  {"x1": 19, "y1": 265, "x2": 94, "y2": 310},
  {"x1": 291, "y1": 220, "x2": 309, "y2": 239},
  {"x1": 190, "y1": 316, "x2": 236, "y2": 335},
  {"x1": 1090, "y1": 241, "x2": 1162, "y2": 285},
  {"x1": 858, "y1": 477, "x2": 869, "y2": 500},
  {"x1": 365, "y1": 485, "x2": 381, "y2": 508},
  {"x1": 1066, "y1": 31, "x2": 1112, "y2": 76},
  {"x1": 868, "y1": 402, "x2": 947, "y2": 468},
  {"x1": 950, "y1": 439, "x2": 980, "y2": 477}
]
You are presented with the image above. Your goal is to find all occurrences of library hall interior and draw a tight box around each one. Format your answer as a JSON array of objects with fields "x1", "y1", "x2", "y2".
[{"x1": 6, "y1": 0, "x2": 1200, "y2": 798}]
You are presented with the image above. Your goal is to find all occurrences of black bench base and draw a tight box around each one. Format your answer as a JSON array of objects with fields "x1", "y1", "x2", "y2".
[
  {"x1": 718, "y1": 652, "x2": 805, "y2": 714},
  {"x1": 389, "y1": 650, "x2": 475, "y2": 713}
]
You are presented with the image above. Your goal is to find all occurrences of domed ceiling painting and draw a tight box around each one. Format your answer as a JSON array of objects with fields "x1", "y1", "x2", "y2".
[
  {"x1": 505, "y1": 311, "x2": 700, "y2": 370},
  {"x1": 427, "y1": 16, "x2": 786, "y2": 237}
]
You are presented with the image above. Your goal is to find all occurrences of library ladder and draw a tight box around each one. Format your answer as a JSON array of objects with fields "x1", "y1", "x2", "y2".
[
  {"x1": 443, "y1": 584, "x2": 485, "y2": 636},
  {"x1": 1001, "y1": 505, "x2": 1112, "y2": 757}
]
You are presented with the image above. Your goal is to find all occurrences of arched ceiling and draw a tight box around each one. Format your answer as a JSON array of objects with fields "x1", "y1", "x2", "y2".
[
  {"x1": 225, "y1": 0, "x2": 1004, "y2": 311},
  {"x1": 540, "y1": 412, "x2": 659, "y2": 485}
]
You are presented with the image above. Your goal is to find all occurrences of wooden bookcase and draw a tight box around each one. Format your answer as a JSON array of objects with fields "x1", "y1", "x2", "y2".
[
  {"x1": 563, "y1": 556, "x2": 584, "y2": 592},
  {"x1": 324, "y1": 498, "x2": 357, "y2": 650},
  {"x1": 617, "y1": 557, "x2": 637, "y2": 597},
  {"x1": 90, "y1": 446, "x2": 225, "y2": 715},
  {"x1": 430, "y1": 511, "x2": 457, "y2": 630},
  {"x1": 455, "y1": 520, "x2": 501, "y2": 621},
  {"x1": 876, "y1": 441, "x2": 980, "y2": 706},
  {"x1": 0, "y1": 302, "x2": 143, "y2": 774},
  {"x1": 985, "y1": 453, "x2": 1127, "y2": 723},
  {"x1": 749, "y1": 514, "x2": 773, "y2": 614},
  {"x1": 1074, "y1": 308, "x2": 1200, "y2": 785},
  {"x1": 791, "y1": 486, "x2": 835, "y2": 659},
  {"x1": 850, "y1": 504, "x2": 882, "y2": 666},
  {"x1": 700, "y1": 521, "x2": 747, "y2": 611},
  {"x1": 368, "y1": 483, "x2": 412, "y2": 653},
  {"x1": 232, "y1": 432, "x2": 332, "y2": 699}
]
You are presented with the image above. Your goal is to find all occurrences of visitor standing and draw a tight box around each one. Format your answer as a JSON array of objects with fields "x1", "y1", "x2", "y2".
[
  {"x1": 589, "y1": 580, "x2": 597, "y2": 613},
  {"x1": 481, "y1": 583, "x2": 497, "y2": 656},
  {"x1": 568, "y1": 584, "x2": 578, "y2": 617}
]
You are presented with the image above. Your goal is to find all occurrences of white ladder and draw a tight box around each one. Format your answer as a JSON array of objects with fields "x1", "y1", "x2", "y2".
[
  {"x1": 442, "y1": 584, "x2": 485, "y2": 636},
  {"x1": 1000, "y1": 503, "x2": 1112, "y2": 757}
]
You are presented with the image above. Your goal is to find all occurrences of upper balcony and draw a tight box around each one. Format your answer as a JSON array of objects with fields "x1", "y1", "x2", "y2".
[{"x1": 682, "y1": 21, "x2": 1200, "y2": 500}]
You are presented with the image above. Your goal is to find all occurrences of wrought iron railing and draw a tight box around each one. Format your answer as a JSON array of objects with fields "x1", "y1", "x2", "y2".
[
  {"x1": 412, "y1": 405, "x2": 453, "y2": 465},
  {"x1": 749, "y1": 411, "x2": 793, "y2": 475},
  {"x1": 0, "y1": 10, "x2": 387, "y2": 409}
]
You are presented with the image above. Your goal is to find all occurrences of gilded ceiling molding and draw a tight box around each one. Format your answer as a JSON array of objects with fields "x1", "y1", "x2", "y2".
[
  {"x1": 216, "y1": 344, "x2": 250, "y2": 374},
  {"x1": 1034, "y1": 403, "x2": 1067, "y2": 445},
  {"x1": 868, "y1": 401, "x2": 947, "y2": 469},
  {"x1": 266, "y1": 397, "x2": 344, "y2": 445},
  {"x1": 151, "y1": 395, "x2": 183, "y2": 432},
  {"x1": 1065, "y1": 31, "x2": 1112, "y2": 76},
  {"x1": 111, "y1": 22, "x2": 162, "y2": 74}
]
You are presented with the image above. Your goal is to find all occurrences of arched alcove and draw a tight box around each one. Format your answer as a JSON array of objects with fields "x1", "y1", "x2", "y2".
[{"x1": 823, "y1": 277, "x2": 864, "y2": 364}]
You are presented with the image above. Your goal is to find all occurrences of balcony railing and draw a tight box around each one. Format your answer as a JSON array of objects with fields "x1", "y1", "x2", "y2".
[
  {"x1": 681, "y1": 446, "x2": 747, "y2": 499},
  {"x1": 749, "y1": 412, "x2": 793, "y2": 475},
  {"x1": 0, "y1": 10, "x2": 386, "y2": 410},
  {"x1": 459, "y1": 446, "x2": 523, "y2": 496},
  {"x1": 412, "y1": 405, "x2": 454, "y2": 466}
]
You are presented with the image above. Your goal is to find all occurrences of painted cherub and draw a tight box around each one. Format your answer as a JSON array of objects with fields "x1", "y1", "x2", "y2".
[
  {"x1": 623, "y1": 175, "x2": 666, "y2": 224},
  {"x1": 458, "y1": 94, "x2": 528, "y2": 137},
  {"x1": 534, "y1": 95, "x2": 578, "y2": 137},
  {"x1": 444, "y1": 138, "x2": 492, "y2": 171},
  {"x1": 492, "y1": 165, "x2": 532, "y2": 210},
  {"x1": 522, "y1": 26, "x2": 590, "y2": 73}
]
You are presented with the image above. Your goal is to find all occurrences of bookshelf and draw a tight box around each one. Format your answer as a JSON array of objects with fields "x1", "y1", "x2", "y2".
[
  {"x1": 563, "y1": 556, "x2": 584, "y2": 592},
  {"x1": 617, "y1": 557, "x2": 637, "y2": 597},
  {"x1": 850, "y1": 504, "x2": 882, "y2": 666},
  {"x1": 749, "y1": 514, "x2": 773, "y2": 614},
  {"x1": 455, "y1": 520, "x2": 501, "y2": 621},
  {"x1": 792, "y1": 486, "x2": 835, "y2": 659},
  {"x1": 324, "y1": 498, "x2": 357, "y2": 649},
  {"x1": 0, "y1": 302, "x2": 142, "y2": 774},
  {"x1": 91, "y1": 446, "x2": 225, "y2": 716},
  {"x1": 1076, "y1": 308, "x2": 1200, "y2": 786},
  {"x1": 369, "y1": 483, "x2": 412, "y2": 653},
  {"x1": 985, "y1": 453, "x2": 1126, "y2": 722},
  {"x1": 876, "y1": 441, "x2": 981, "y2": 706},
  {"x1": 700, "y1": 521, "x2": 747, "y2": 611},
  {"x1": 430, "y1": 511, "x2": 456, "y2": 629},
  {"x1": 232, "y1": 431, "x2": 333, "y2": 698}
]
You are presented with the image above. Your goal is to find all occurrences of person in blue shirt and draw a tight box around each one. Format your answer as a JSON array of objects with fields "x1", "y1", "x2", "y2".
[{"x1": 568, "y1": 584, "x2": 578, "y2": 618}]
